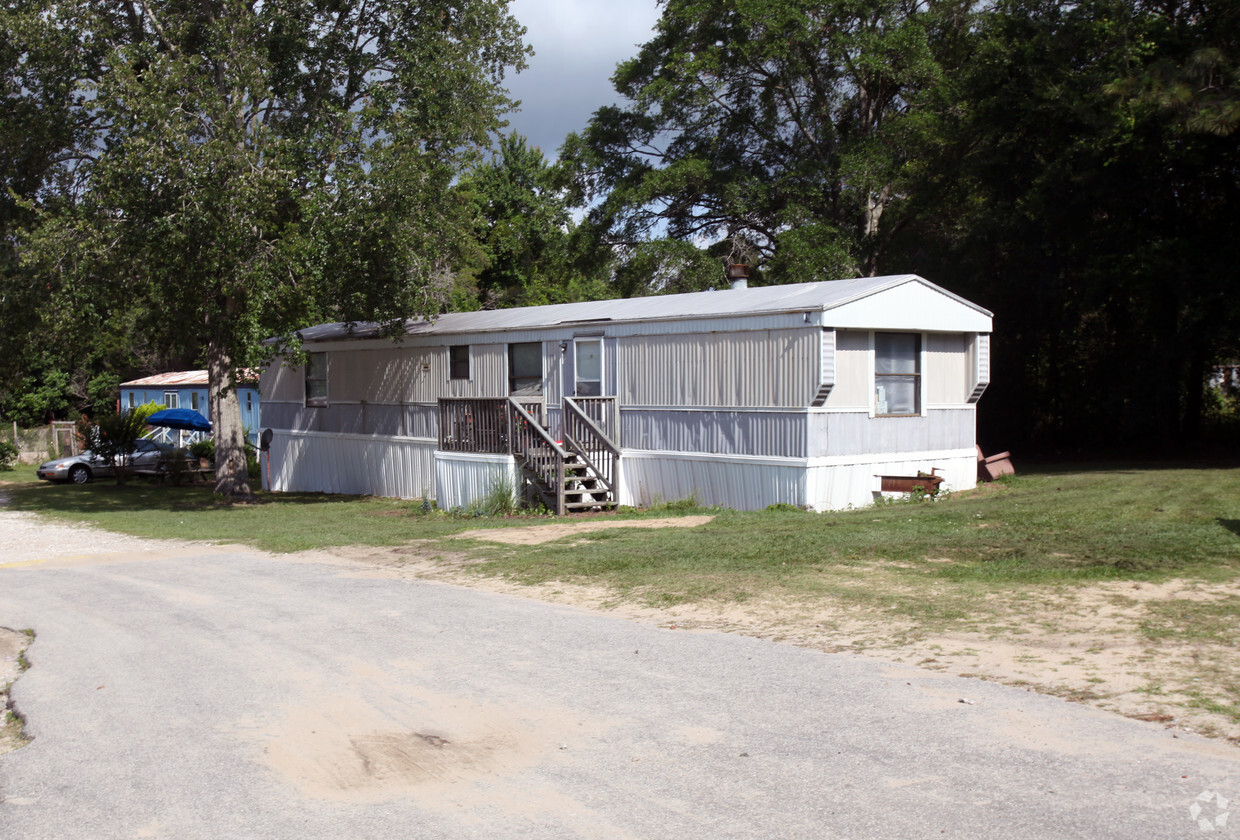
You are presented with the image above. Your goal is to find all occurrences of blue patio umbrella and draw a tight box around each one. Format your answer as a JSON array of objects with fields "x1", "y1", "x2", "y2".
[{"x1": 145, "y1": 408, "x2": 212, "y2": 432}]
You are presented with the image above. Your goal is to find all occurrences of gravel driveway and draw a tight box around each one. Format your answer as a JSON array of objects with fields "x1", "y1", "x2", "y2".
[{"x1": 1, "y1": 510, "x2": 1238, "y2": 839}]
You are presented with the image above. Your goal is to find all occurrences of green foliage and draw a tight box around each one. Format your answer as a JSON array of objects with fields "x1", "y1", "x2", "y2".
[
  {"x1": 5, "y1": 0, "x2": 529, "y2": 496},
  {"x1": 889, "y1": 0, "x2": 1240, "y2": 452},
  {"x1": 78, "y1": 409, "x2": 148, "y2": 485},
  {"x1": 566, "y1": 0, "x2": 963, "y2": 281},
  {"x1": 160, "y1": 447, "x2": 194, "y2": 487},
  {"x1": 458, "y1": 469, "x2": 519, "y2": 517},
  {"x1": 455, "y1": 134, "x2": 607, "y2": 308},
  {"x1": 0, "y1": 440, "x2": 18, "y2": 470},
  {"x1": 189, "y1": 439, "x2": 215, "y2": 462}
]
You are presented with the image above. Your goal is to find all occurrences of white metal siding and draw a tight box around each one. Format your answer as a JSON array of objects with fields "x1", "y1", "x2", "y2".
[
  {"x1": 810, "y1": 408, "x2": 975, "y2": 456},
  {"x1": 925, "y1": 333, "x2": 968, "y2": 406},
  {"x1": 618, "y1": 329, "x2": 816, "y2": 407},
  {"x1": 824, "y1": 330, "x2": 870, "y2": 408},
  {"x1": 261, "y1": 359, "x2": 304, "y2": 403},
  {"x1": 621, "y1": 409, "x2": 807, "y2": 458},
  {"x1": 265, "y1": 430, "x2": 436, "y2": 498},
  {"x1": 434, "y1": 451, "x2": 519, "y2": 510},
  {"x1": 620, "y1": 451, "x2": 808, "y2": 510},
  {"x1": 804, "y1": 450, "x2": 977, "y2": 511}
]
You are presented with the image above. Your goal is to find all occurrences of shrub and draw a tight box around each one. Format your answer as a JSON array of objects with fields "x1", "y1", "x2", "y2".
[
  {"x1": 189, "y1": 439, "x2": 215, "y2": 462},
  {"x1": 0, "y1": 439, "x2": 18, "y2": 470}
]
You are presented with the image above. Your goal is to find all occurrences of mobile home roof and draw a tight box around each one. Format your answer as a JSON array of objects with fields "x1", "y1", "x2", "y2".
[{"x1": 293, "y1": 274, "x2": 992, "y2": 343}]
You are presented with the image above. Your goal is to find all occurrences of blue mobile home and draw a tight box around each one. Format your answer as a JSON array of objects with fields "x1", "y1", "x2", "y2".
[{"x1": 120, "y1": 371, "x2": 261, "y2": 443}]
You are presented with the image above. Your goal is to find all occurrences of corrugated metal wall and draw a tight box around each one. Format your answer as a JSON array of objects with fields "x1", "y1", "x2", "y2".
[
  {"x1": 266, "y1": 431, "x2": 436, "y2": 499},
  {"x1": 434, "y1": 452, "x2": 519, "y2": 510},
  {"x1": 804, "y1": 451, "x2": 976, "y2": 511},
  {"x1": 925, "y1": 333, "x2": 968, "y2": 405},
  {"x1": 807, "y1": 408, "x2": 976, "y2": 458},
  {"x1": 622, "y1": 410, "x2": 806, "y2": 458},
  {"x1": 261, "y1": 360, "x2": 304, "y2": 403},
  {"x1": 617, "y1": 329, "x2": 816, "y2": 407},
  {"x1": 620, "y1": 452, "x2": 808, "y2": 509},
  {"x1": 824, "y1": 330, "x2": 870, "y2": 408}
]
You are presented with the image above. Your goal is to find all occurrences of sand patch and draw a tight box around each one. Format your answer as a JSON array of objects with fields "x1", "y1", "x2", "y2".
[
  {"x1": 319, "y1": 540, "x2": 1240, "y2": 746},
  {"x1": 0, "y1": 626, "x2": 31, "y2": 754},
  {"x1": 451, "y1": 515, "x2": 714, "y2": 545}
]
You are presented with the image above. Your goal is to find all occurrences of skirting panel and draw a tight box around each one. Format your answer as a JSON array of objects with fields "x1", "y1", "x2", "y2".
[
  {"x1": 434, "y1": 451, "x2": 519, "y2": 511},
  {"x1": 619, "y1": 451, "x2": 807, "y2": 510},
  {"x1": 805, "y1": 452, "x2": 977, "y2": 511},
  {"x1": 619, "y1": 448, "x2": 978, "y2": 512},
  {"x1": 264, "y1": 431, "x2": 436, "y2": 499}
]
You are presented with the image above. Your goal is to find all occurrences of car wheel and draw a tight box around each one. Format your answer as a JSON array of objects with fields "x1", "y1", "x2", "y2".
[{"x1": 68, "y1": 464, "x2": 90, "y2": 484}]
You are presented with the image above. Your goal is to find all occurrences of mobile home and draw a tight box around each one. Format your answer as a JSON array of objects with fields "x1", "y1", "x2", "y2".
[{"x1": 259, "y1": 275, "x2": 992, "y2": 511}]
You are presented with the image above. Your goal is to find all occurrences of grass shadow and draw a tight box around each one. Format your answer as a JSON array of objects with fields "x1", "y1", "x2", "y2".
[
  {"x1": 1219, "y1": 519, "x2": 1240, "y2": 538},
  {"x1": 3, "y1": 477, "x2": 354, "y2": 517}
]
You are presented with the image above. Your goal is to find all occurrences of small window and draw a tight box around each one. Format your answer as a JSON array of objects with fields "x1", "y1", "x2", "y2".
[
  {"x1": 246, "y1": 391, "x2": 253, "y2": 412},
  {"x1": 127, "y1": 392, "x2": 135, "y2": 409},
  {"x1": 874, "y1": 333, "x2": 920, "y2": 416},
  {"x1": 306, "y1": 352, "x2": 328, "y2": 406},
  {"x1": 449, "y1": 345, "x2": 470, "y2": 380},
  {"x1": 508, "y1": 342, "x2": 542, "y2": 395},
  {"x1": 574, "y1": 339, "x2": 602, "y2": 397},
  {"x1": 164, "y1": 391, "x2": 178, "y2": 409},
  {"x1": 191, "y1": 391, "x2": 199, "y2": 411}
]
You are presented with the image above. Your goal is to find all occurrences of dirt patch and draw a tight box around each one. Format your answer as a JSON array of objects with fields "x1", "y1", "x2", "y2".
[
  {"x1": 0, "y1": 626, "x2": 32, "y2": 753},
  {"x1": 329, "y1": 542, "x2": 1240, "y2": 746},
  {"x1": 450, "y1": 515, "x2": 715, "y2": 545}
]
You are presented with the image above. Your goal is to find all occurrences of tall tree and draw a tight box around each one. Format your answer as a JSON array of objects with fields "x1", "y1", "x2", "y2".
[
  {"x1": 455, "y1": 133, "x2": 610, "y2": 308},
  {"x1": 891, "y1": 0, "x2": 1240, "y2": 451},
  {"x1": 6, "y1": 0, "x2": 528, "y2": 495},
  {"x1": 566, "y1": 0, "x2": 969, "y2": 281}
]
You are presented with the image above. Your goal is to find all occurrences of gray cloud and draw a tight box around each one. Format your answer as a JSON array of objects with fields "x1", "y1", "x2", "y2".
[{"x1": 500, "y1": 0, "x2": 661, "y2": 159}]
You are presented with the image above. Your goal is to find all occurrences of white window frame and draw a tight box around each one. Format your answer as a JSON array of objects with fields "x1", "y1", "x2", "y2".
[
  {"x1": 508, "y1": 342, "x2": 543, "y2": 396},
  {"x1": 871, "y1": 331, "x2": 924, "y2": 418},
  {"x1": 305, "y1": 352, "x2": 328, "y2": 407},
  {"x1": 573, "y1": 337, "x2": 604, "y2": 397},
  {"x1": 163, "y1": 391, "x2": 178, "y2": 409},
  {"x1": 448, "y1": 345, "x2": 471, "y2": 381}
]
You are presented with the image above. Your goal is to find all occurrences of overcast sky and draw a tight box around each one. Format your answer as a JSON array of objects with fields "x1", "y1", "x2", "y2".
[{"x1": 501, "y1": 0, "x2": 662, "y2": 159}]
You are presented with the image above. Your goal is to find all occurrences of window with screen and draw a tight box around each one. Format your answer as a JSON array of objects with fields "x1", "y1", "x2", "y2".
[
  {"x1": 164, "y1": 391, "x2": 178, "y2": 409},
  {"x1": 306, "y1": 352, "x2": 328, "y2": 406},
  {"x1": 449, "y1": 345, "x2": 470, "y2": 380},
  {"x1": 574, "y1": 339, "x2": 602, "y2": 396},
  {"x1": 508, "y1": 342, "x2": 542, "y2": 395},
  {"x1": 874, "y1": 333, "x2": 921, "y2": 416}
]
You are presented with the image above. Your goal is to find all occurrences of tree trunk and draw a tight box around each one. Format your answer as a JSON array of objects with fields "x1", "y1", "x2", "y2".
[{"x1": 207, "y1": 338, "x2": 253, "y2": 498}]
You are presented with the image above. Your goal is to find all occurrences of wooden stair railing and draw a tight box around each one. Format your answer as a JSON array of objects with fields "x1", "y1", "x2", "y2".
[
  {"x1": 561, "y1": 397, "x2": 620, "y2": 511},
  {"x1": 507, "y1": 398, "x2": 570, "y2": 515}
]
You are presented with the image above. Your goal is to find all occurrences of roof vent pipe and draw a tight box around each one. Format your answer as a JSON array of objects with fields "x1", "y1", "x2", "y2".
[{"x1": 727, "y1": 263, "x2": 749, "y2": 290}]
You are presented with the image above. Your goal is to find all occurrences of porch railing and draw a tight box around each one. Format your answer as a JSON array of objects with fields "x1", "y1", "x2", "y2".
[
  {"x1": 563, "y1": 397, "x2": 620, "y2": 501},
  {"x1": 508, "y1": 399, "x2": 569, "y2": 514},
  {"x1": 570, "y1": 396, "x2": 619, "y2": 444},
  {"x1": 437, "y1": 398, "x2": 511, "y2": 453}
]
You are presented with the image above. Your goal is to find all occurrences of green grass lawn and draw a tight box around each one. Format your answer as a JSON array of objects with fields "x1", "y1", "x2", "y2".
[
  {"x1": 6, "y1": 460, "x2": 1239, "y2": 600},
  {"x1": 4, "y1": 462, "x2": 1238, "y2": 577}
]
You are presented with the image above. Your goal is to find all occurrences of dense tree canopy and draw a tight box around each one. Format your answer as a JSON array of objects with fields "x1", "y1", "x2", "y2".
[
  {"x1": 2, "y1": 0, "x2": 528, "y2": 493},
  {"x1": 1, "y1": 0, "x2": 1236, "y2": 461},
  {"x1": 565, "y1": 0, "x2": 971, "y2": 281}
]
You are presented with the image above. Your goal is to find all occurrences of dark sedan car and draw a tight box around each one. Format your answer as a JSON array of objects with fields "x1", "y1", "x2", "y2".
[{"x1": 37, "y1": 438, "x2": 183, "y2": 484}]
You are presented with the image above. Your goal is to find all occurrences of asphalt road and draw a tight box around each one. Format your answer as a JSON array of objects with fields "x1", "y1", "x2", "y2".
[{"x1": 1, "y1": 542, "x2": 1237, "y2": 839}]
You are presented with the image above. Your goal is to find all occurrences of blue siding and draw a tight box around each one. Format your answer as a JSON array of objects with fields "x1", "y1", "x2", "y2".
[{"x1": 120, "y1": 385, "x2": 261, "y2": 444}]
